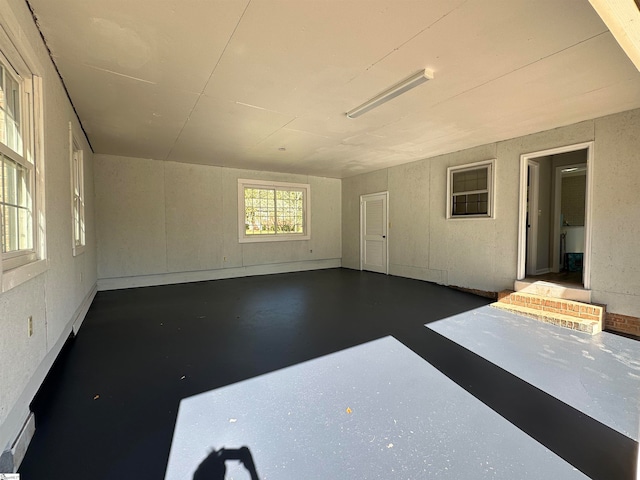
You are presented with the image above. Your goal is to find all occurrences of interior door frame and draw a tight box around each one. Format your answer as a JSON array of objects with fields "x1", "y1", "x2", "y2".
[
  {"x1": 526, "y1": 159, "x2": 540, "y2": 276},
  {"x1": 360, "y1": 191, "x2": 389, "y2": 274},
  {"x1": 517, "y1": 142, "x2": 594, "y2": 288}
]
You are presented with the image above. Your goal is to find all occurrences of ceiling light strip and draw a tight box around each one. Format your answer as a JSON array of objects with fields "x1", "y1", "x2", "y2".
[{"x1": 346, "y1": 68, "x2": 434, "y2": 119}]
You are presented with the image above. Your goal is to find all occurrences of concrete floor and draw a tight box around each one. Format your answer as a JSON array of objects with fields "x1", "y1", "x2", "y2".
[{"x1": 18, "y1": 269, "x2": 638, "y2": 479}]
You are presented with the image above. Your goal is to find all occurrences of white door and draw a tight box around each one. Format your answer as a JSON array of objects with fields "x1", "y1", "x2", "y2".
[{"x1": 361, "y1": 192, "x2": 388, "y2": 274}]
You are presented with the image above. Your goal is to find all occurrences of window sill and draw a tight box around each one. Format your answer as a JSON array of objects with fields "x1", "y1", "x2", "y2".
[
  {"x1": 2, "y1": 259, "x2": 48, "y2": 293},
  {"x1": 239, "y1": 234, "x2": 311, "y2": 244},
  {"x1": 447, "y1": 215, "x2": 495, "y2": 220},
  {"x1": 73, "y1": 244, "x2": 86, "y2": 256}
]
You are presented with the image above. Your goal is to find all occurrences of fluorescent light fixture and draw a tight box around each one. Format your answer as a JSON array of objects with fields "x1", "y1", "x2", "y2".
[
  {"x1": 346, "y1": 68, "x2": 434, "y2": 119},
  {"x1": 561, "y1": 166, "x2": 586, "y2": 173}
]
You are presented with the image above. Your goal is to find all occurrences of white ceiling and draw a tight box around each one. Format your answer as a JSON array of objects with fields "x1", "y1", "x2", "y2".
[{"x1": 28, "y1": 0, "x2": 640, "y2": 178}]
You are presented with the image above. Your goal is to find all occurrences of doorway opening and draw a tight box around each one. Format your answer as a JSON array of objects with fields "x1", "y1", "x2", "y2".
[{"x1": 517, "y1": 142, "x2": 593, "y2": 289}]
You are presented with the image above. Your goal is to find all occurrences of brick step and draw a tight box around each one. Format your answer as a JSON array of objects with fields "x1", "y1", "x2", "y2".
[{"x1": 491, "y1": 290, "x2": 604, "y2": 335}]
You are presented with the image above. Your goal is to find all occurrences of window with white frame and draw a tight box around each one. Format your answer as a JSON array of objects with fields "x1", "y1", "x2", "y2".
[
  {"x1": 447, "y1": 160, "x2": 495, "y2": 218},
  {"x1": 238, "y1": 179, "x2": 310, "y2": 242},
  {"x1": 0, "y1": 50, "x2": 38, "y2": 270},
  {"x1": 70, "y1": 127, "x2": 85, "y2": 255}
]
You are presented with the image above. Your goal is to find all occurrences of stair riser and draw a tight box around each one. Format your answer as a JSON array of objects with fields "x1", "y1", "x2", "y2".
[
  {"x1": 493, "y1": 290, "x2": 603, "y2": 335},
  {"x1": 491, "y1": 304, "x2": 601, "y2": 335}
]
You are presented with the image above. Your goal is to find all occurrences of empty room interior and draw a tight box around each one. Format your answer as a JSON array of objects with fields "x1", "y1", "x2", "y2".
[{"x1": 1, "y1": 0, "x2": 640, "y2": 478}]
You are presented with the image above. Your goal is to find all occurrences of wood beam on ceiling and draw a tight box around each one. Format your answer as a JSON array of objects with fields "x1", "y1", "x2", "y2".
[{"x1": 589, "y1": 0, "x2": 640, "y2": 71}]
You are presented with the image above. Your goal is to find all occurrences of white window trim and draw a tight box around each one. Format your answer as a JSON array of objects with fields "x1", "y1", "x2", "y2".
[
  {"x1": 446, "y1": 159, "x2": 496, "y2": 219},
  {"x1": 0, "y1": 54, "x2": 34, "y2": 265},
  {"x1": 237, "y1": 179, "x2": 311, "y2": 243},
  {"x1": 69, "y1": 123, "x2": 85, "y2": 256},
  {"x1": 2, "y1": 258, "x2": 47, "y2": 292},
  {"x1": 0, "y1": 14, "x2": 47, "y2": 292}
]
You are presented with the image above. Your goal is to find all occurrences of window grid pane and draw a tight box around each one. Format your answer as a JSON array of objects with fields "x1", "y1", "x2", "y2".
[
  {"x1": 0, "y1": 66, "x2": 5, "y2": 147},
  {"x1": 452, "y1": 169, "x2": 489, "y2": 194},
  {"x1": 74, "y1": 197, "x2": 79, "y2": 244},
  {"x1": 275, "y1": 189, "x2": 304, "y2": 233},
  {"x1": 3, "y1": 204, "x2": 16, "y2": 252},
  {"x1": 7, "y1": 74, "x2": 19, "y2": 123},
  {"x1": 18, "y1": 205, "x2": 32, "y2": 250},
  {"x1": 1, "y1": 153, "x2": 33, "y2": 254},
  {"x1": 71, "y1": 145, "x2": 86, "y2": 249},
  {"x1": 0, "y1": 65, "x2": 23, "y2": 155},
  {"x1": 244, "y1": 186, "x2": 305, "y2": 236},
  {"x1": 452, "y1": 192, "x2": 489, "y2": 216},
  {"x1": 77, "y1": 201, "x2": 85, "y2": 246},
  {"x1": 450, "y1": 165, "x2": 491, "y2": 217},
  {"x1": 0, "y1": 65, "x2": 4, "y2": 109},
  {"x1": 245, "y1": 187, "x2": 276, "y2": 235}
]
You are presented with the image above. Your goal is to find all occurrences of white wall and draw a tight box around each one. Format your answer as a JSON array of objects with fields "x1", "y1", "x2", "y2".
[
  {"x1": 590, "y1": 109, "x2": 640, "y2": 315},
  {"x1": 0, "y1": 0, "x2": 97, "y2": 458},
  {"x1": 342, "y1": 109, "x2": 640, "y2": 318},
  {"x1": 94, "y1": 155, "x2": 341, "y2": 289}
]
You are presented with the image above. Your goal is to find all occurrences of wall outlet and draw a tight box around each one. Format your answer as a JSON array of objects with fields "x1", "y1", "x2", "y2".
[{"x1": 27, "y1": 316, "x2": 33, "y2": 337}]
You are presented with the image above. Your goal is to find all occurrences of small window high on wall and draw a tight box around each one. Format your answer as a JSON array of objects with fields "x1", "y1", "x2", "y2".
[
  {"x1": 447, "y1": 160, "x2": 495, "y2": 219},
  {"x1": 238, "y1": 179, "x2": 310, "y2": 243}
]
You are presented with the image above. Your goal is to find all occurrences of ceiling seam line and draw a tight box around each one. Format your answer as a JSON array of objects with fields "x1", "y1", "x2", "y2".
[
  {"x1": 428, "y1": 31, "x2": 611, "y2": 109},
  {"x1": 253, "y1": 117, "x2": 299, "y2": 147},
  {"x1": 346, "y1": 0, "x2": 471, "y2": 84},
  {"x1": 200, "y1": 0, "x2": 253, "y2": 94},
  {"x1": 164, "y1": 94, "x2": 201, "y2": 161},
  {"x1": 362, "y1": 0, "x2": 471, "y2": 74},
  {"x1": 80, "y1": 64, "x2": 156, "y2": 84},
  {"x1": 165, "y1": 0, "x2": 253, "y2": 161}
]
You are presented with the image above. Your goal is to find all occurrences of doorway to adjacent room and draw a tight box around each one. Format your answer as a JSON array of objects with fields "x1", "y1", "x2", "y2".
[{"x1": 518, "y1": 143, "x2": 593, "y2": 289}]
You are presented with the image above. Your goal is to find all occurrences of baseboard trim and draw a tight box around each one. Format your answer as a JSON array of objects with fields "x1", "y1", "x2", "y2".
[
  {"x1": 388, "y1": 264, "x2": 446, "y2": 285},
  {"x1": 72, "y1": 284, "x2": 98, "y2": 334},
  {"x1": 97, "y1": 259, "x2": 342, "y2": 291},
  {"x1": 0, "y1": 284, "x2": 97, "y2": 462},
  {"x1": 8, "y1": 412, "x2": 35, "y2": 471}
]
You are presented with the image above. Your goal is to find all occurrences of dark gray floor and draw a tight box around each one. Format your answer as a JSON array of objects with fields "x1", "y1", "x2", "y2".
[{"x1": 18, "y1": 269, "x2": 638, "y2": 479}]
